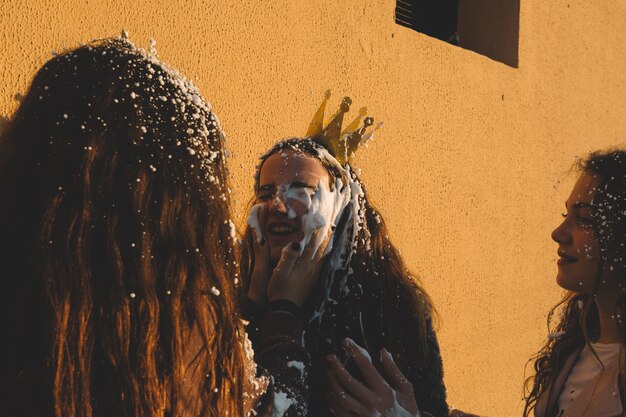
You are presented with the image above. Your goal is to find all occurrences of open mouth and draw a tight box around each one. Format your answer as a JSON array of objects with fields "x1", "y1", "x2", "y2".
[
  {"x1": 268, "y1": 223, "x2": 297, "y2": 236},
  {"x1": 557, "y1": 250, "x2": 577, "y2": 265}
]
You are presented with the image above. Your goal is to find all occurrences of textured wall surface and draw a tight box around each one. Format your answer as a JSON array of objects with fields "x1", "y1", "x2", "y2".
[{"x1": 2, "y1": 1, "x2": 626, "y2": 415}]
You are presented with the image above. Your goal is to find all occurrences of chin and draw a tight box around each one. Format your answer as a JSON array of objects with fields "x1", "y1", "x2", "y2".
[
  {"x1": 556, "y1": 274, "x2": 572, "y2": 291},
  {"x1": 557, "y1": 274, "x2": 590, "y2": 293}
]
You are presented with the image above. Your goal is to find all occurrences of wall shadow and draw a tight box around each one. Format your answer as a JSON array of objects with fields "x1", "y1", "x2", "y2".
[{"x1": 458, "y1": 0, "x2": 520, "y2": 68}]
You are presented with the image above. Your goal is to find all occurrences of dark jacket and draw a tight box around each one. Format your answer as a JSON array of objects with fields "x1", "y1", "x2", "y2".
[
  {"x1": 244, "y1": 267, "x2": 449, "y2": 417},
  {"x1": 245, "y1": 304, "x2": 311, "y2": 417}
]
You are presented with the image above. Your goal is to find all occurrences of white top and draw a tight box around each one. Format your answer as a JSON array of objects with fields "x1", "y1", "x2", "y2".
[{"x1": 558, "y1": 342, "x2": 622, "y2": 413}]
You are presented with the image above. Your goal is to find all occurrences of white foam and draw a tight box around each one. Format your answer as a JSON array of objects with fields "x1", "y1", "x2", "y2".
[
  {"x1": 287, "y1": 360, "x2": 306, "y2": 379},
  {"x1": 272, "y1": 390, "x2": 294, "y2": 417},
  {"x1": 247, "y1": 204, "x2": 264, "y2": 243}
]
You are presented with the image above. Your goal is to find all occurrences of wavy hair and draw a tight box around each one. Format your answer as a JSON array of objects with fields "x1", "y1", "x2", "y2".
[
  {"x1": 0, "y1": 38, "x2": 245, "y2": 417},
  {"x1": 240, "y1": 137, "x2": 435, "y2": 393},
  {"x1": 524, "y1": 148, "x2": 626, "y2": 416}
]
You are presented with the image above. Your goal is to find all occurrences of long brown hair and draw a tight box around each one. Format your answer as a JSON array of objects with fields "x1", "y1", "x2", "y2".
[
  {"x1": 0, "y1": 38, "x2": 245, "y2": 417},
  {"x1": 240, "y1": 137, "x2": 435, "y2": 378},
  {"x1": 524, "y1": 149, "x2": 626, "y2": 416}
]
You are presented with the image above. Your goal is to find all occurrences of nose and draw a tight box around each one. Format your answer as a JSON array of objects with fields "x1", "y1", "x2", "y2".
[
  {"x1": 551, "y1": 218, "x2": 571, "y2": 244},
  {"x1": 268, "y1": 193, "x2": 288, "y2": 215}
]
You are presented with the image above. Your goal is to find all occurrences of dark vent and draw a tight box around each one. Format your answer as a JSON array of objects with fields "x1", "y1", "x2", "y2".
[
  {"x1": 394, "y1": 0, "x2": 520, "y2": 68},
  {"x1": 395, "y1": 0, "x2": 414, "y2": 29},
  {"x1": 394, "y1": 0, "x2": 459, "y2": 44}
]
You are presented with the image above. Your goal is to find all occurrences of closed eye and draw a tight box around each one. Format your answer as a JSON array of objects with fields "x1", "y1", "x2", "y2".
[
  {"x1": 289, "y1": 181, "x2": 317, "y2": 192},
  {"x1": 256, "y1": 185, "x2": 275, "y2": 202}
]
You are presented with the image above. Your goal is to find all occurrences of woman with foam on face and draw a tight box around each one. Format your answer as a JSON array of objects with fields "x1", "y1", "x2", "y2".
[
  {"x1": 240, "y1": 95, "x2": 449, "y2": 417},
  {"x1": 0, "y1": 37, "x2": 310, "y2": 417},
  {"x1": 522, "y1": 149, "x2": 626, "y2": 417}
]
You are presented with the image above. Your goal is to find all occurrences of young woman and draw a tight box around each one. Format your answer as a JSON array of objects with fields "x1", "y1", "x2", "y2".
[
  {"x1": 0, "y1": 38, "x2": 311, "y2": 417},
  {"x1": 240, "y1": 137, "x2": 449, "y2": 417},
  {"x1": 324, "y1": 150, "x2": 626, "y2": 417},
  {"x1": 523, "y1": 149, "x2": 626, "y2": 417}
]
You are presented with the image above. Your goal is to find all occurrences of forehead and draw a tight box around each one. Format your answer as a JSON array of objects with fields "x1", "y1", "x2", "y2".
[
  {"x1": 259, "y1": 149, "x2": 329, "y2": 186},
  {"x1": 567, "y1": 173, "x2": 599, "y2": 205}
]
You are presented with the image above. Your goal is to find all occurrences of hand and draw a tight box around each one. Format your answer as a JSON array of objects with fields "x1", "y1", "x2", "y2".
[
  {"x1": 266, "y1": 227, "x2": 331, "y2": 307},
  {"x1": 247, "y1": 229, "x2": 272, "y2": 305},
  {"x1": 326, "y1": 338, "x2": 419, "y2": 417}
]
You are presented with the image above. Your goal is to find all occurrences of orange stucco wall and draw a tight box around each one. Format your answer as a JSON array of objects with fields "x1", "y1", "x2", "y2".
[{"x1": 2, "y1": 1, "x2": 626, "y2": 415}]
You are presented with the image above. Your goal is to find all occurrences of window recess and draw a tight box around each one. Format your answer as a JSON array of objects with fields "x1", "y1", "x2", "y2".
[{"x1": 395, "y1": 0, "x2": 520, "y2": 68}]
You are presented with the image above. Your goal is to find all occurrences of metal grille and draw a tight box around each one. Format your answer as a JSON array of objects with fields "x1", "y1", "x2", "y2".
[
  {"x1": 395, "y1": 0, "x2": 414, "y2": 29},
  {"x1": 394, "y1": 0, "x2": 459, "y2": 43}
]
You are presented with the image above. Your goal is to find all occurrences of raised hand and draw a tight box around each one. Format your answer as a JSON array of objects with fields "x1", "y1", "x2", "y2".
[
  {"x1": 326, "y1": 338, "x2": 421, "y2": 417},
  {"x1": 267, "y1": 226, "x2": 331, "y2": 306}
]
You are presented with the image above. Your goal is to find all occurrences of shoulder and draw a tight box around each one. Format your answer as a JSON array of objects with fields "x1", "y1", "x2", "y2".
[{"x1": 534, "y1": 348, "x2": 582, "y2": 417}]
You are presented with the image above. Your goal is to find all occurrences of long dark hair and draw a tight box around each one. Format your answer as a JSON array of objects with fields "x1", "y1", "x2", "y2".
[
  {"x1": 524, "y1": 148, "x2": 626, "y2": 416},
  {"x1": 0, "y1": 38, "x2": 245, "y2": 417},
  {"x1": 240, "y1": 137, "x2": 434, "y2": 377}
]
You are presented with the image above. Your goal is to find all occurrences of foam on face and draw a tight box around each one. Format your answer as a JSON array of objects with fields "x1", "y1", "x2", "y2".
[
  {"x1": 247, "y1": 203, "x2": 264, "y2": 243},
  {"x1": 298, "y1": 178, "x2": 350, "y2": 259},
  {"x1": 247, "y1": 145, "x2": 367, "y2": 325},
  {"x1": 246, "y1": 169, "x2": 350, "y2": 254}
]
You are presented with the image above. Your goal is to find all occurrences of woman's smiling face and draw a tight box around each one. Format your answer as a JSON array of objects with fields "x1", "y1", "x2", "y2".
[
  {"x1": 256, "y1": 149, "x2": 330, "y2": 265},
  {"x1": 551, "y1": 173, "x2": 601, "y2": 293}
]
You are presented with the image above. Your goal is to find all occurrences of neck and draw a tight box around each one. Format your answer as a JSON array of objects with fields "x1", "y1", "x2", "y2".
[{"x1": 595, "y1": 290, "x2": 622, "y2": 344}]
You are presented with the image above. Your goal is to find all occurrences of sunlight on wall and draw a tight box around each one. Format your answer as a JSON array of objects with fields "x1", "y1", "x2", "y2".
[{"x1": 2, "y1": 0, "x2": 626, "y2": 415}]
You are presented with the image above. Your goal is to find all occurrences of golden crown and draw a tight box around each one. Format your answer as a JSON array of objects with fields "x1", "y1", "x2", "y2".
[{"x1": 305, "y1": 90, "x2": 381, "y2": 165}]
